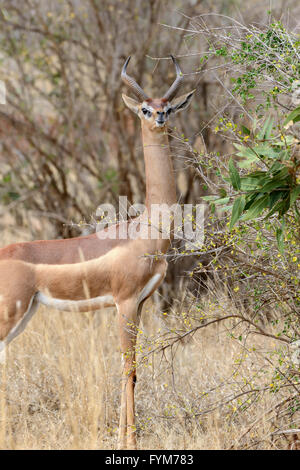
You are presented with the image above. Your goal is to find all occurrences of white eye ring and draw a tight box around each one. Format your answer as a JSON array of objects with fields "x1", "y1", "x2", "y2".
[{"x1": 142, "y1": 108, "x2": 152, "y2": 118}]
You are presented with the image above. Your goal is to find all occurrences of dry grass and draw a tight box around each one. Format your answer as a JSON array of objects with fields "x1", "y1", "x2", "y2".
[{"x1": 0, "y1": 298, "x2": 294, "y2": 450}]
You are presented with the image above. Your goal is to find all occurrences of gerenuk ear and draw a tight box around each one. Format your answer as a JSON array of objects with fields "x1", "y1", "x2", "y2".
[
  {"x1": 170, "y1": 90, "x2": 196, "y2": 113},
  {"x1": 122, "y1": 94, "x2": 139, "y2": 115}
]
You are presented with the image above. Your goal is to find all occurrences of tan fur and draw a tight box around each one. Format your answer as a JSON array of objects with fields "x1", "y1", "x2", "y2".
[
  {"x1": 0, "y1": 223, "x2": 130, "y2": 264},
  {"x1": 0, "y1": 241, "x2": 167, "y2": 338},
  {"x1": 0, "y1": 261, "x2": 36, "y2": 339},
  {"x1": 35, "y1": 240, "x2": 167, "y2": 303}
]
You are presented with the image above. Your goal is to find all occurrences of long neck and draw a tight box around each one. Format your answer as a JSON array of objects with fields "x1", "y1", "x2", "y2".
[
  {"x1": 142, "y1": 124, "x2": 177, "y2": 210},
  {"x1": 140, "y1": 124, "x2": 177, "y2": 252}
]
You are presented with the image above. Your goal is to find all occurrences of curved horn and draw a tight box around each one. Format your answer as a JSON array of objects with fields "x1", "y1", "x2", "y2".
[
  {"x1": 121, "y1": 56, "x2": 148, "y2": 101},
  {"x1": 163, "y1": 55, "x2": 184, "y2": 101}
]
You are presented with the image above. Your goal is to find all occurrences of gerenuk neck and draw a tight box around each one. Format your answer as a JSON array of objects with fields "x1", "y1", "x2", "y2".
[
  {"x1": 142, "y1": 124, "x2": 177, "y2": 209},
  {"x1": 141, "y1": 123, "x2": 177, "y2": 252}
]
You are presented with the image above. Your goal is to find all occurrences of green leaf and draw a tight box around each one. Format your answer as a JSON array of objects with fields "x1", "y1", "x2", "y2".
[
  {"x1": 263, "y1": 116, "x2": 274, "y2": 140},
  {"x1": 241, "y1": 125, "x2": 250, "y2": 136},
  {"x1": 268, "y1": 190, "x2": 287, "y2": 209},
  {"x1": 284, "y1": 106, "x2": 300, "y2": 126},
  {"x1": 248, "y1": 171, "x2": 269, "y2": 178},
  {"x1": 259, "y1": 178, "x2": 288, "y2": 193},
  {"x1": 228, "y1": 158, "x2": 241, "y2": 190},
  {"x1": 230, "y1": 195, "x2": 246, "y2": 230},
  {"x1": 265, "y1": 193, "x2": 288, "y2": 218},
  {"x1": 290, "y1": 185, "x2": 300, "y2": 206},
  {"x1": 234, "y1": 143, "x2": 258, "y2": 160},
  {"x1": 240, "y1": 176, "x2": 265, "y2": 191},
  {"x1": 253, "y1": 144, "x2": 279, "y2": 159},
  {"x1": 236, "y1": 147, "x2": 260, "y2": 167},
  {"x1": 269, "y1": 161, "x2": 284, "y2": 173},
  {"x1": 201, "y1": 195, "x2": 230, "y2": 206},
  {"x1": 214, "y1": 197, "x2": 230, "y2": 205},
  {"x1": 257, "y1": 116, "x2": 274, "y2": 140},
  {"x1": 244, "y1": 193, "x2": 260, "y2": 211},
  {"x1": 218, "y1": 204, "x2": 233, "y2": 212},
  {"x1": 237, "y1": 158, "x2": 260, "y2": 169},
  {"x1": 201, "y1": 195, "x2": 220, "y2": 201},
  {"x1": 271, "y1": 167, "x2": 289, "y2": 179},
  {"x1": 273, "y1": 136, "x2": 295, "y2": 147},
  {"x1": 240, "y1": 194, "x2": 269, "y2": 221}
]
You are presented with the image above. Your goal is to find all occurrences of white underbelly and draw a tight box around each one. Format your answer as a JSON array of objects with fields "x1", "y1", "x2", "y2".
[
  {"x1": 37, "y1": 291, "x2": 115, "y2": 311},
  {"x1": 0, "y1": 273, "x2": 164, "y2": 363}
]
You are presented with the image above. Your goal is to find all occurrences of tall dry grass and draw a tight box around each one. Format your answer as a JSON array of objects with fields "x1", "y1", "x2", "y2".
[{"x1": 0, "y1": 291, "x2": 295, "y2": 450}]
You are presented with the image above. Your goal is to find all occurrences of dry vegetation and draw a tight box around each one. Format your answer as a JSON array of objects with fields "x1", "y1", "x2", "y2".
[
  {"x1": 0, "y1": 0, "x2": 300, "y2": 451},
  {"x1": 0, "y1": 295, "x2": 296, "y2": 450}
]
